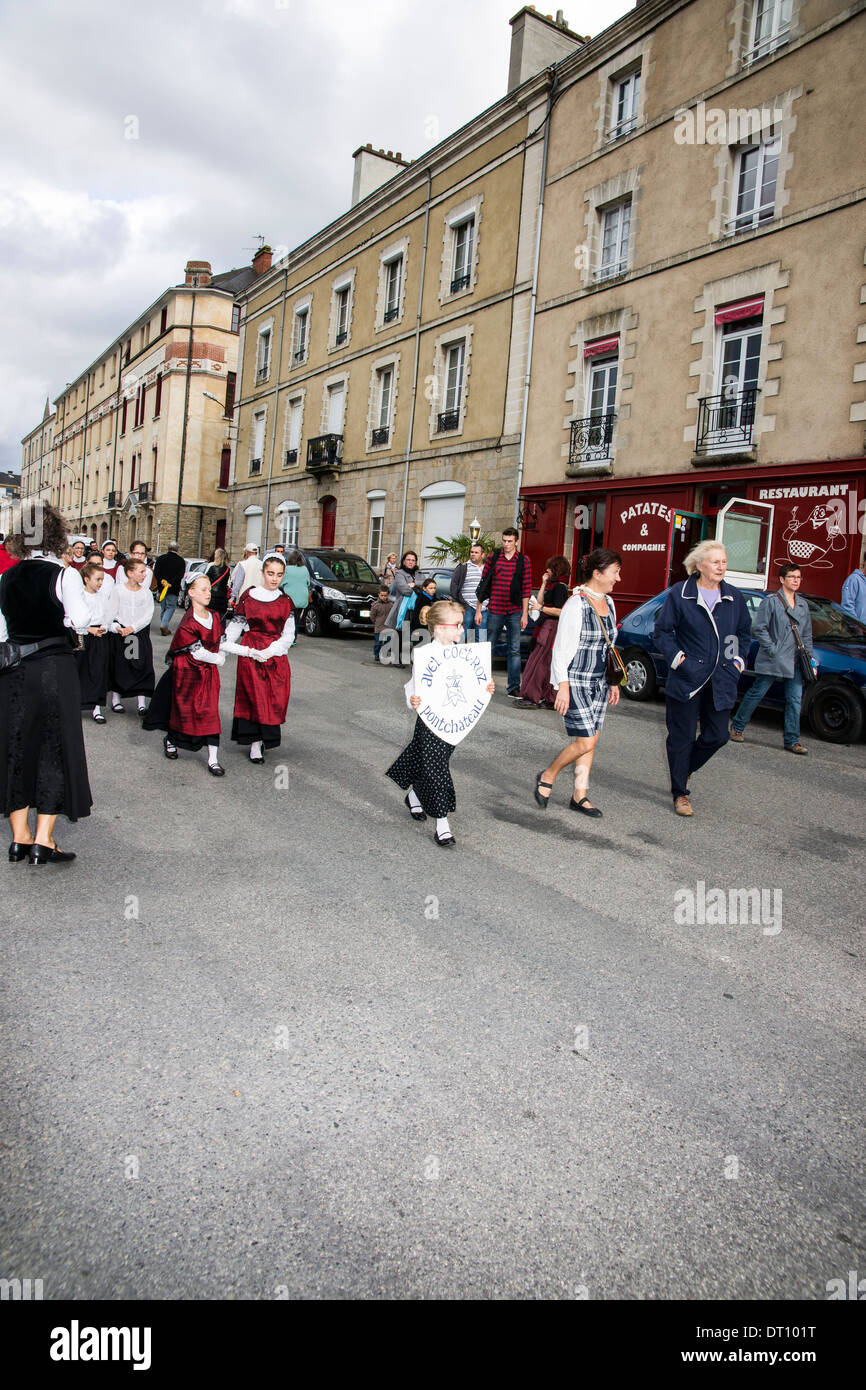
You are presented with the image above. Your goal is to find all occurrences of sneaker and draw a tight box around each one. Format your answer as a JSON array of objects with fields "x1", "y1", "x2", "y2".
[
  {"x1": 673, "y1": 795, "x2": 694, "y2": 817},
  {"x1": 785, "y1": 743, "x2": 808, "y2": 755},
  {"x1": 730, "y1": 728, "x2": 745, "y2": 743},
  {"x1": 506, "y1": 689, "x2": 522, "y2": 699}
]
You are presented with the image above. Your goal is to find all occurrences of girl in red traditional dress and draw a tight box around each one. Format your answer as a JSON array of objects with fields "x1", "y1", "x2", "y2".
[
  {"x1": 224, "y1": 554, "x2": 294, "y2": 763},
  {"x1": 142, "y1": 574, "x2": 227, "y2": 776}
]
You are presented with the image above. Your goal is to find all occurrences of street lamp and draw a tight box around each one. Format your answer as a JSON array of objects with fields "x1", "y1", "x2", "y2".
[{"x1": 469, "y1": 517, "x2": 481, "y2": 542}]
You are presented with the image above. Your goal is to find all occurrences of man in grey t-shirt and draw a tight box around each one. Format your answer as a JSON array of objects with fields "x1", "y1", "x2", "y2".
[{"x1": 449, "y1": 542, "x2": 487, "y2": 643}]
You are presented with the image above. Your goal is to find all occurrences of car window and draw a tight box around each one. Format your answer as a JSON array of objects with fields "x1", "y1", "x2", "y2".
[
  {"x1": 308, "y1": 556, "x2": 337, "y2": 581},
  {"x1": 322, "y1": 556, "x2": 379, "y2": 584},
  {"x1": 806, "y1": 596, "x2": 866, "y2": 642},
  {"x1": 743, "y1": 594, "x2": 763, "y2": 631}
]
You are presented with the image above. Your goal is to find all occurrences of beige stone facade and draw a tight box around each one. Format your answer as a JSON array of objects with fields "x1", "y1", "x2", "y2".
[
  {"x1": 519, "y1": 0, "x2": 866, "y2": 612},
  {"x1": 20, "y1": 401, "x2": 54, "y2": 503},
  {"x1": 226, "y1": 10, "x2": 587, "y2": 568},
  {"x1": 23, "y1": 255, "x2": 268, "y2": 558}
]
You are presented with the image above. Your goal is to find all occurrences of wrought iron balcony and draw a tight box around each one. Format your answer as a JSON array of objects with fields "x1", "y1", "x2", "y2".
[
  {"x1": 284, "y1": 448, "x2": 298, "y2": 466},
  {"x1": 371, "y1": 426, "x2": 389, "y2": 447},
  {"x1": 695, "y1": 387, "x2": 758, "y2": 453},
  {"x1": 249, "y1": 457, "x2": 262, "y2": 475},
  {"x1": 383, "y1": 306, "x2": 399, "y2": 323},
  {"x1": 569, "y1": 413, "x2": 616, "y2": 466},
  {"x1": 137, "y1": 481, "x2": 150, "y2": 501},
  {"x1": 306, "y1": 434, "x2": 343, "y2": 472},
  {"x1": 437, "y1": 410, "x2": 460, "y2": 433},
  {"x1": 450, "y1": 273, "x2": 471, "y2": 293},
  {"x1": 335, "y1": 331, "x2": 347, "y2": 345},
  {"x1": 293, "y1": 348, "x2": 306, "y2": 363},
  {"x1": 256, "y1": 365, "x2": 270, "y2": 384}
]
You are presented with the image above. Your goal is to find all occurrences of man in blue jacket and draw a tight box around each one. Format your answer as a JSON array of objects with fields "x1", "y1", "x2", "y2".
[
  {"x1": 841, "y1": 560, "x2": 866, "y2": 624},
  {"x1": 653, "y1": 542, "x2": 752, "y2": 816}
]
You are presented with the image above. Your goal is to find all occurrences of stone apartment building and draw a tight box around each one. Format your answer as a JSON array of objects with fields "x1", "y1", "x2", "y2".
[
  {"x1": 20, "y1": 401, "x2": 54, "y2": 504},
  {"x1": 518, "y1": 0, "x2": 866, "y2": 614},
  {"x1": 226, "y1": 9, "x2": 589, "y2": 567},
  {"x1": 27, "y1": 252, "x2": 270, "y2": 557}
]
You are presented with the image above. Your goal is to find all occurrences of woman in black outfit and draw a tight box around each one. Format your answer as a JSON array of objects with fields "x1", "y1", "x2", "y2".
[
  {"x1": 206, "y1": 547, "x2": 231, "y2": 628},
  {"x1": 0, "y1": 505, "x2": 93, "y2": 863}
]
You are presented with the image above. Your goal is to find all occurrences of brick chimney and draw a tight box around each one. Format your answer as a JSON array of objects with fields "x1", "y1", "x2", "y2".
[
  {"x1": 184, "y1": 260, "x2": 212, "y2": 287},
  {"x1": 252, "y1": 244, "x2": 273, "y2": 276},
  {"x1": 507, "y1": 7, "x2": 585, "y2": 92}
]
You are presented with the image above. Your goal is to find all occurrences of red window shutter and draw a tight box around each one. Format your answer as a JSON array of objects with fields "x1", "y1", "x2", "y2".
[
  {"x1": 140, "y1": 384, "x2": 146, "y2": 423},
  {"x1": 225, "y1": 371, "x2": 236, "y2": 417},
  {"x1": 584, "y1": 335, "x2": 620, "y2": 358},
  {"x1": 121, "y1": 400, "x2": 128, "y2": 433},
  {"x1": 131, "y1": 454, "x2": 136, "y2": 490},
  {"x1": 154, "y1": 376, "x2": 162, "y2": 417},
  {"x1": 715, "y1": 295, "x2": 765, "y2": 325},
  {"x1": 219, "y1": 447, "x2": 231, "y2": 489},
  {"x1": 160, "y1": 307, "x2": 168, "y2": 334},
  {"x1": 152, "y1": 447, "x2": 158, "y2": 497}
]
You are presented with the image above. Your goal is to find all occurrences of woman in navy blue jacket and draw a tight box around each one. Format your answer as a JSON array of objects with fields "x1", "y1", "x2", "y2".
[{"x1": 653, "y1": 542, "x2": 752, "y2": 816}]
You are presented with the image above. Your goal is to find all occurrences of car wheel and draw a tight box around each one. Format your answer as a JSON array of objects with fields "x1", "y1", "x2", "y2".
[
  {"x1": 622, "y1": 649, "x2": 657, "y2": 701},
  {"x1": 806, "y1": 681, "x2": 865, "y2": 743},
  {"x1": 304, "y1": 605, "x2": 322, "y2": 638}
]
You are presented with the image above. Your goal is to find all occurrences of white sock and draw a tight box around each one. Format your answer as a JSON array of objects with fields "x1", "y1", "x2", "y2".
[
  {"x1": 165, "y1": 738, "x2": 177, "y2": 753},
  {"x1": 436, "y1": 817, "x2": 452, "y2": 838},
  {"x1": 407, "y1": 788, "x2": 423, "y2": 812},
  {"x1": 138, "y1": 697, "x2": 146, "y2": 711},
  {"x1": 207, "y1": 744, "x2": 220, "y2": 766},
  {"x1": 108, "y1": 691, "x2": 118, "y2": 706},
  {"x1": 92, "y1": 705, "x2": 101, "y2": 717},
  {"x1": 250, "y1": 740, "x2": 263, "y2": 759}
]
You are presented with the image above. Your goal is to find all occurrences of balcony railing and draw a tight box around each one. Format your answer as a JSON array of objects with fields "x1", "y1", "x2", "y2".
[
  {"x1": 335, "y1": 330, "x2": 347, "y2": 346},
  {"x1": 383, "y1": 305, "x2": 399, "y2": 323},
  {"x1": 256, "y1": 365, "x2": 269, "y2": 384},
  {"x1": 306, "y1": 434, "x2": 343, "y2": 472},
  {"x1": 284, "y1": 448, "x2": 298, "y2": 467},
  {"x1": 568, "y1": 412, "x2": 616, "y2": 466},
  {"x1": 450, "y1": 273, "x2": 471, "y2": 293},
  {"x1": 371, "y1": 426, "x2": 390, "y2": 447},
  {"x1": 695, "y1": 387, "x2": 758, "y2": 453},
  {"x1": 137, "y1": 481, "x2": 150, "y2": 501},
  {"x1": 249, "y1": 457, "x2": 262, "y2": 475},
  {"x1": 293, "y1": 348, "x2": 306, "y2": 363},
  {"x1": 437, "y1": 410, "x2": 460, "y2": 433}
]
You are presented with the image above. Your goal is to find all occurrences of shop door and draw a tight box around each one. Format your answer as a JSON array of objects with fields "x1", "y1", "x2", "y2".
[
  {"x1": 667, "y1": 511, "x2": 708, "y2": 587},
  {"x1": 320, "y1": 496, "x2": 337, "y2": 547}
]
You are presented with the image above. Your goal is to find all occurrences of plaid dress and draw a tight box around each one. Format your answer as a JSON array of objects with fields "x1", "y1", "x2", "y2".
[{"x1": 563, "y1": 594, "x2": 613, "y2": 738}]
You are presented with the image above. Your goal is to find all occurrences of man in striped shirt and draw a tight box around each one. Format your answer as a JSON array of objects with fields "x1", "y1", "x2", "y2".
[{"x1": 475, "y1": 527, "x2": 531, "y2": 696}]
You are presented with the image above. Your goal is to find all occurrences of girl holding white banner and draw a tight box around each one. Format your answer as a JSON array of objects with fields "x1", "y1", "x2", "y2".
[{"x1": 386, "y1": 600, "x2": 495, "y2": 848}]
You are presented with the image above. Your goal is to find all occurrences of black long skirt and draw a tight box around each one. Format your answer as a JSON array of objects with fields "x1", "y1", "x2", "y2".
[
  {"x1": 143, "y1": 669, "x2": 220, "y2": 751},
  {"x1": 0, "y1": 651, "x2": 93, "y2": 820},
  {"x1": 109, "y1": 629, "x2": 155, "y2": 696},
  {"x1": 386, "y1": 717, "x2": 456, "y2": 818},
  {"x1": 76, "y1": 633, "x2": 110, "y2": 706},
  {"x1": 231, "y1": 716, "x2": 280, "y2": 750}
]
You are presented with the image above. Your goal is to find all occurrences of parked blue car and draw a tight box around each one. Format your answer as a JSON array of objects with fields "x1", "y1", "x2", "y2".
[{"x1": 615, "y1": 588, "x2": 866, "y2": 743}]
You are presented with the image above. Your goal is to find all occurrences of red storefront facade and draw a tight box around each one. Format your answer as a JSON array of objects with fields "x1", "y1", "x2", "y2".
[{"x1": 519, "y1": 459, "x2": 866, "y2": 621}]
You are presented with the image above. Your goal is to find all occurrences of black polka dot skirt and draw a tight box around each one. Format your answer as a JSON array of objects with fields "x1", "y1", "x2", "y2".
[{"x1": 386, "y1": 717, "x2": 456, "y2": 818}]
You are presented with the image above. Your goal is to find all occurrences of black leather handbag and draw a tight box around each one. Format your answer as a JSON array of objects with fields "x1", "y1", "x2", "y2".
[{"x1": 783, "y1": 604, "x2": 817, "y2": 684}]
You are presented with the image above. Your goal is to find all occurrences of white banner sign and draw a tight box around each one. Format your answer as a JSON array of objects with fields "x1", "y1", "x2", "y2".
[{"x1": 412, "y1": 640, "x2": 492, "y2": 746}]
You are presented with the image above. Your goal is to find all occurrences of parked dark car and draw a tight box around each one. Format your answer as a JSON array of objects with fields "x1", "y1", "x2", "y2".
[
  {"x1": 297, "y1": 548, "x2": 381, "y2": 637},
  {"x1": 615, "y1": 588, "x2": 866, "y2": 743}
]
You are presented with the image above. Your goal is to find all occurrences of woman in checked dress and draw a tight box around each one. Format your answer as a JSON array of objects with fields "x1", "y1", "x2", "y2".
[{"x1": 533, "y1": 548, "x2": 622, "y2": 819}]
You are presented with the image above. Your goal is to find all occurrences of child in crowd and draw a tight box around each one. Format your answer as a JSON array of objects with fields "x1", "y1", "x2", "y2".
[
  {"x1": 143, "y1": 574, "x2": 226, "y2": 775},
  {"x1": 224, "y1": 554, "x2": 294, "y2": 762},
  {"x1": 75, "y1": 559, "x2": 113, "y2": 723},
  {"x1": 370, "y1": 586, "x2": 392, "y2": 662},
  {"x1": 106, "y1": 557, "x2": 155, "y2": 715},
  {"x1": 386, "y1": 599, "x2": 495, "y2": 848}
]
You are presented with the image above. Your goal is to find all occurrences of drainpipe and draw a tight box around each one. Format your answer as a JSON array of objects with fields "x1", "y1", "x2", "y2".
[
  {"x1": 175, "y1": 291, "x2": 196, "y2": 543},
  {"x1": 399, "y1": 167, "x2": 433, "y2": 554},
  {"x1": 514, "y1": 69, "x2": 557, "y2": 527},
  {"x1": 262, "y1": 266, "x2": 289, "y2": 552}
]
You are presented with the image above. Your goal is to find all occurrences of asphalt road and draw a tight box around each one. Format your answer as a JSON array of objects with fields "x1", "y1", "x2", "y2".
[{"x1": 2, "y1": 623, "x2": 864, "y2": 1300}]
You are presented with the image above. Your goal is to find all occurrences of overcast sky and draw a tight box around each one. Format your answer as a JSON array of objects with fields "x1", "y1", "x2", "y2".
[{"x1": 0, "y1": 0, "x2": 629, "y2": 475}]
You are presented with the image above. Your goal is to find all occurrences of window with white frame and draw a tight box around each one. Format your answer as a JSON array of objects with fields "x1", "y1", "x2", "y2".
[
  {"x1": 383, "y1": 257, "x2": 402, "y2": 323},
  {"x1": 367, "y1": 494, "x2": 385, "y2": 571},
  {"x1": 371, "y1": 367, "x2": 394, "y2": 447},
  {"x1": 747, "y1": 0, "x2": 793, "y2": 63},
  {"x1": 250, "y1": 410, "x2": 266, "y2": 473},
  {"x1": 609, "y1": 69, "x2": 641, "y2": 139},
  {"x1": 284, "y1": 397, "x2": 303, "y2": 467},
  {"x1": 697, "y1": 302, "x2": 764, "y2": 453},
  {"x1": 728, "y1": 138, "x2": 780, "y2": 233},
  {"x1": 256, "y1": 328, "x2": 271, "y2": 383},
  {"x1": 436, "y1": 341, "x2": 465, "y2": 432},
  {"x1": 597, "y1": 200, "x2": 631, "y2": 280},
  {"x1": 326, "y1": 381, "x2": 346, "y2": 436},
  {"x1": 277, "y1": 502, "x2": 300, "y2": 548},
  {"x1": 451, "y1": 218, "x2": 475, "y2": 294},
  {"x1": 571, "y1": 347, "x2": 618, "y2": 465},
  {"x1": 292, "y1": 306, "x2": 309, "y2": 364},
  {"x1": 334, "y1": 286, "x2": 350, "y2": 345}
]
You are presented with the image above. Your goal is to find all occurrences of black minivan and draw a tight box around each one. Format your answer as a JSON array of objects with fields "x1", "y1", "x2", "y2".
[{"x1": 298, "y1": 548, "x2": 382, "y2": 637}]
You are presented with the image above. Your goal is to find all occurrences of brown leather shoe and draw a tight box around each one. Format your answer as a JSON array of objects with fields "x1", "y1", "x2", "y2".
[
  {"x1": 785, "y1": 742, "x2": 808, "y2": 755},
  {"x1": 160, "y1": 626, "x2": 170, "y2": 636},
  {"x1": 674, "y1": 795, "x2": 694, "y2": 816},
  {"x1": 730, "y1": 728, "x2": 745, "y2": 742}
]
